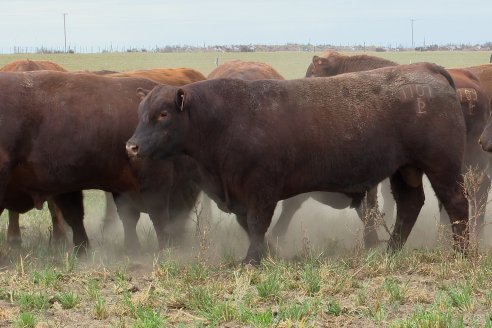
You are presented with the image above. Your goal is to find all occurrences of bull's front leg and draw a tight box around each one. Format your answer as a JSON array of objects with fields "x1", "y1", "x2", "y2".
[
  {"x1": 7, "y1": 210, "x2": 21, "y2": 246},
  {"x1": 113, "y1": 193, "x2": 141, "y2": 251},
  {"x1": 243, "y1": 203, "x2": 276, "y2": 265},
  {"x1": 149, "y1": 207, "x2": 172, "y2": 250}
]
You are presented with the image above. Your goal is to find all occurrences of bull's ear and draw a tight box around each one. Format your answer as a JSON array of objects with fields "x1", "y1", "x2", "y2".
[
  {"x1": 136, "y1": 87, "x2": 150, "y2": 100},
  {"x1": 312, "y1": 55, "x2": 323, "y2": 66},
  {"x1": 176, "y1": 89, "x2": 186, "y2": 111}
]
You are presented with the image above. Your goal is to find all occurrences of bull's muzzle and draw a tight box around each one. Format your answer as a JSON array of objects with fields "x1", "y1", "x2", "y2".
[
  {"x1": 126, "y1": 141, "x2": 139, "y2": 158},
  {"x1": 479, "y1": 136, "x2": 492, "y2": 152}
]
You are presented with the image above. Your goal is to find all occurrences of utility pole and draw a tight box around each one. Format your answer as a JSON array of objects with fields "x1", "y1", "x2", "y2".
[
  {"x1": 63, "y1": 13, "x2": 68, "y2": 53},
  {"x1": 410, "y1": 18, "x2": 415, "y2": 49}
]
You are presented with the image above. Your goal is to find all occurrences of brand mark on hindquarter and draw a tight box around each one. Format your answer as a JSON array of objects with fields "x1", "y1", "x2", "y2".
[
  {"x1": 457, "y1": 88, "x2": 478, "y2": 115},
  {"x1": 400, "y1": 84, "x2": 432, "y2": 114}
]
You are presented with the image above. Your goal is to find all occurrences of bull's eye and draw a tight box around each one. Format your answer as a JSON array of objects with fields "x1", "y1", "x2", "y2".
[{"x1": 157, "y1": 111, "x2": 168, "y2": 121}]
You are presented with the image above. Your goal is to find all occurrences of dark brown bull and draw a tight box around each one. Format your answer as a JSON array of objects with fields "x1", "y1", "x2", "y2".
[
  {"x1": 0, "y1": 71, "x2": 201, "y2": 251},
  {"x1": 0, "y1": 59, "x2": 68, "y2": 246},
  {"x1": 207, "y1": 60, "x2": 284, "y2": 80},
  {"x1": 127, "y1": 63, "x2": 468, "y2": 263},
  {"x1": 0, "y1": 59, "x2": 67, "y2": 72},
  {"x1": 307, "y1": 51, "x2": 491, "y2": 235},
  {"x1": 209, "y1": 59, "x2": 379, "y2": 246},
  {"x1": 108, "y1": 68, "x2": 206, "y2": 85}
]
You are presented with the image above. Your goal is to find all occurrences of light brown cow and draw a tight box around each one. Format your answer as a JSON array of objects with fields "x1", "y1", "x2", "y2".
[
  {"x1": 108, "y1": 68, "x2": 206, "y2": 85},
  {"x1": 207, "y1": 60, "x2": 284, "y2": 80},
  {"x1": 0, "y1": 59, "x2": 66, "y2": 72},
  {"x1": 467, "y1": 64, "x2": 492, "y2": 108}
]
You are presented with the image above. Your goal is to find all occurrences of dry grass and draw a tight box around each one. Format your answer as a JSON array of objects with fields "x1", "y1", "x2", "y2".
[{"x1": 1, "y1": 192, "x2": 492, "y2": 327}]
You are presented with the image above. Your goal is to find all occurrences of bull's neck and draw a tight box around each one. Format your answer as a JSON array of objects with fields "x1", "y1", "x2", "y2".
[{"x1": 182, "y1": 103, "x2": 229, "y2": 176}]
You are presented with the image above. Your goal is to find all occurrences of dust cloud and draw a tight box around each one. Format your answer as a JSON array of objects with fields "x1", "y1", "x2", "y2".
[{"x1": 77, "y1": 173, "x2": 492, "y2": 264}]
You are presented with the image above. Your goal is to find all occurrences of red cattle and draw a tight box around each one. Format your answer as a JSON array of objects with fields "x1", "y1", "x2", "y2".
[
  {"x1": 0, "y1": 59, "x2": 66, "y2": 72},
  {"x1": 0, "y1": 71, "x2": 201, "y2": 251},
  {"x1": 108, "y1": 68, "x2": 206, "y2": 85},
  {"x1": 207, "y1": 60, "x2": 284, "y2": 80},
  {"x1": 128, "y1": 63, "x2": 468, "y2": 263},
  {"x1": 306, "y1": 51, "x2": 491, "y2": 235},
  {"x1": 467, "y1": 64, "x2": 492, "y2": 108},
  {"x1": 0, "y1": 59, "x2": 68, "y2": 246}
]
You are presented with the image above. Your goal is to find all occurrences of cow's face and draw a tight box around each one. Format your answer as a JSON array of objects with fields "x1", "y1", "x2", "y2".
[
  {"x1": 479, "y1": 112, "x2": 492, "y2": 152},
  {"x1": 126, "y1": 85, "x2": 187, "y2": 160}
]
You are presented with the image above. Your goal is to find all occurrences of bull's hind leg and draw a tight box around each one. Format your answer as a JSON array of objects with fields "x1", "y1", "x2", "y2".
[
  {"x1": 47, "y1": 198, "x2": 67, "y2": 245},
  {"x1": 426, "y1": 170, "x2": 469, "y2": 254},
  {"x1": 101, "y1": 192, "x2": 119, "y2": 230},
  {"x1": 7, "y1": 211, "x2": 22, "y2": 246},
  {"x1": 387, "y1": 170, "x2": 425, "y2": 251},
  {"x1": 52, "y1": 191, "x2": 89, "y2": 253},
  {"x1": 112, "y1": 193, "x2": 141, "y2": 251},
  {"x1": 270, "y1": 194, "x2": 309, "y2": 241}
]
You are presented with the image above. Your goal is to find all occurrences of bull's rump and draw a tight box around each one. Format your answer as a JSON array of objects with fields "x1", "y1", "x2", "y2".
[{"x1": 189, "y1": 64, "x2": 464, "y2": 198}]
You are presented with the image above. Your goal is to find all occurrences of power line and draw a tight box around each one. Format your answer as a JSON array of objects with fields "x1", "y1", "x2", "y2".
[
  {"x1": 410, "y1": 18, "x2": 415, "y2": 49},
  {"x1": 63, "y1": 13, "x2": 68, "y2": 53}
]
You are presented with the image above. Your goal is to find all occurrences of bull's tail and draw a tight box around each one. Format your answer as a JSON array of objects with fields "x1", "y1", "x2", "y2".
[{"x1": 427, "y1": 63, "x2": 456, "y2": 90}]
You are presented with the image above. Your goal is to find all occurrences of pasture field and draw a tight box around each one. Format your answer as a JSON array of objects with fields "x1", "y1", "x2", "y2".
[
  {"x1": 0, "y1": 51, "x2": 492, "y2": 327},
  {"x1": 0, "y1": 50, "x2": 490, "y2": 79}
]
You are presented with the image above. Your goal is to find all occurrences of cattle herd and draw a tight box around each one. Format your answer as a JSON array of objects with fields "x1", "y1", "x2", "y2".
[{"x1": 2, "y1": 53, "x2": 492, "y2": 264}]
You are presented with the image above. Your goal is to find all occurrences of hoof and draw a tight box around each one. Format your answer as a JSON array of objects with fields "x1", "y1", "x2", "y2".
[
  {"x1": 7, "y1": 238, "x2": 22, "y2": 248},
  {"x1": 242, "y1": 256, "x2": 261, "y2": 267}
]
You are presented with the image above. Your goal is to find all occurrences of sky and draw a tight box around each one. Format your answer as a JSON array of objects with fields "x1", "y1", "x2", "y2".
[{"x1": 0, "y1": 0, "x2": 491, "y2": 53}]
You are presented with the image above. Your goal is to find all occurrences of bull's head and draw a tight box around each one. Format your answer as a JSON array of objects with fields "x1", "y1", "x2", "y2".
[
  {"x1": 479, "y1": 109, "x2": 492, "y2": 152},
  {"x1": 126, "y1": 85, "x2": 187, "y2": 160},
  {"x1": 305, "y1": 54, "x2": 339, "y2": 78}
]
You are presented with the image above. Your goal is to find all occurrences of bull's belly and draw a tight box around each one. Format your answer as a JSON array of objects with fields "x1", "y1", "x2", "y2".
[
  {"x1": 9, "y1": 162, "x2": 139, "y2": 196},
  {"x1": 282, "y1": 158, "x2": 401, "y2": 198}
]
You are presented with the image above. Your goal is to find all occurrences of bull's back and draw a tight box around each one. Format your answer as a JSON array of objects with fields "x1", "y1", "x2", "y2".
[
  {"x1": 0, "y1": 59, "x2": 66, "y2": 72},
  {"x1": 190, "y1": 64, "x2": 463, "y2": 194},
  {"x1": 109, "y1": 68, "x2": 206, "y2": 85},
  {"x1": 208, "y1": 60, "x2": 284, "y2": 80}
]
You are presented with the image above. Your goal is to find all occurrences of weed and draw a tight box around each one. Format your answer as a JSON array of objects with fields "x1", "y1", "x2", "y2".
[
  {"x1": 390, "y1": 306, "x2": 458, "y2": 328},
  {"x1": 13, "y1": 312, "x2": 36, "y2": 328},
  {"x1": 31, "y1": 266, "x2": 62, "y2": 287},
  {"x1": 185, "y1": 261, "x2": 209, "y2": 282},
  {"x1": 187, "y1": 286, "x2": 215, "y2": 313},
  {"x1": 324, "y1": 299, "x2": 342, "y2": 316},
  {"x1": 256, "y1": 271, "x2": 281, "y2": 300},
  {"x1": 237, "y1": 304, "x2": 274, "y2": 327},
  {"x1": 301, "y1": 262, "x2": 321, "y2": 295},
  {"x1": 93, "y1": 296, "x2": 109, "y2": 320},
  {"x1": 15, "y1": 292, "x2": 50, "y2": 311},
  {"x1": 383, "y1": 277, "x2": 406, "y2": 304},
  {"x1": 85, "y1": 278, "x2": 101, "y2": 300},
  {"x1": 55, "y1": 291, "x2": 79, "y2": 309},
  {"x1": 133, "y1": 304, "x2": 164, "y2": 328},
  {"x1": 445, "y1": 281, "x2": 473, "y2": 311}
]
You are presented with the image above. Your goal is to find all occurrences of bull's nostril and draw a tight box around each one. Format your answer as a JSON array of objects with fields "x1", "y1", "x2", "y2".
[{"x1": 126, "y1": 142, "x2": 139, "y2": 157}]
